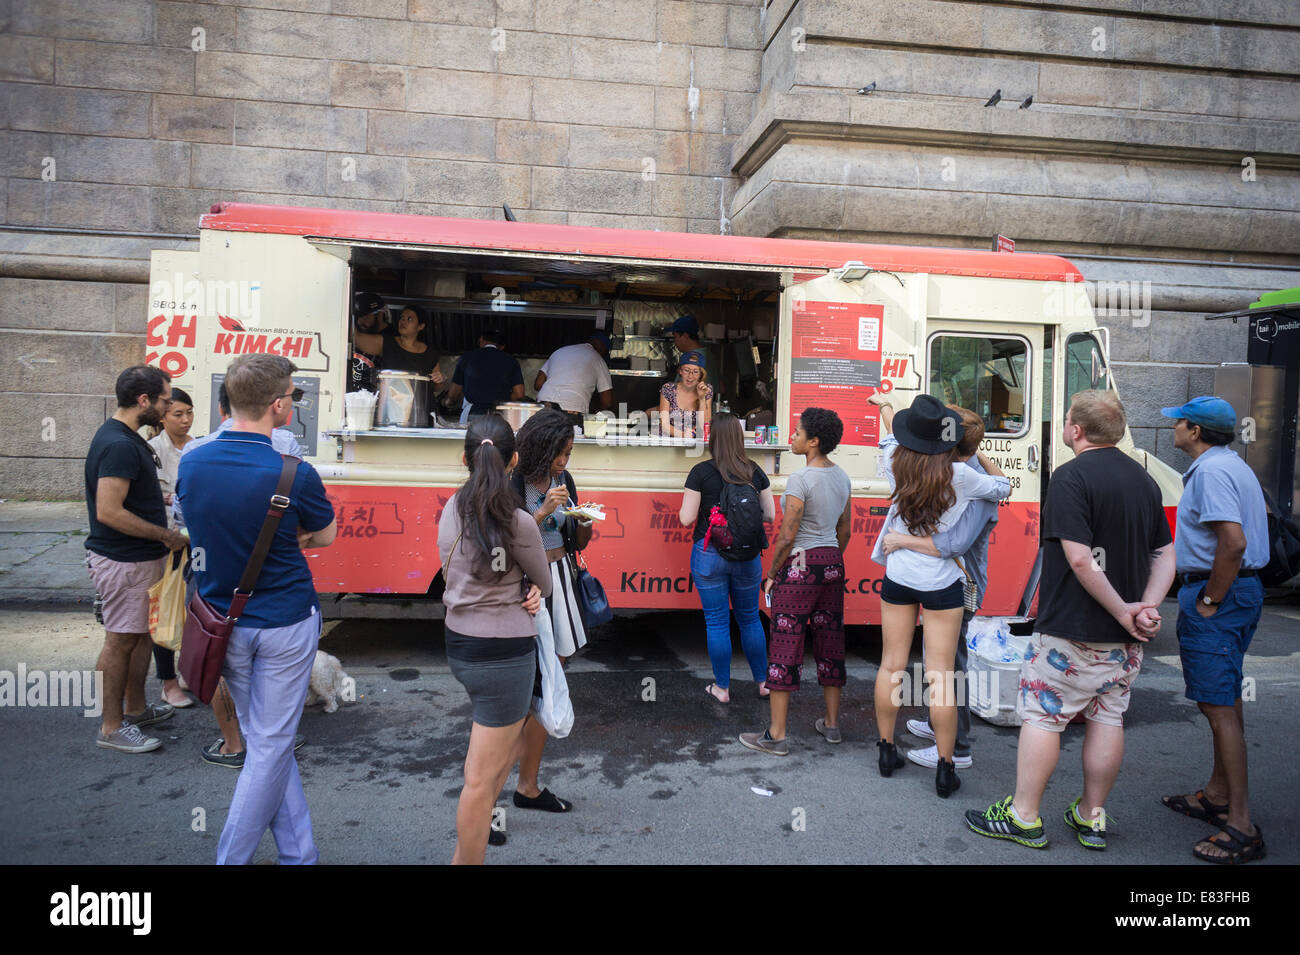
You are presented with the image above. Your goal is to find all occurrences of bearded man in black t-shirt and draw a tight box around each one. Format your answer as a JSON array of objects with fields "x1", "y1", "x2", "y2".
[
  {"x1": 966, "y1": 391, "x2": 1176, "y2": 852},
  {"x1": 85, "y1": 365, "x2": 189, "y2": 754}
]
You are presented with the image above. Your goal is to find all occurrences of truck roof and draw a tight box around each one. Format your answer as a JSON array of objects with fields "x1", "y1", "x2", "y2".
[{"x1": 199, "y1": 202, "x2": 1084, "y2": 283}]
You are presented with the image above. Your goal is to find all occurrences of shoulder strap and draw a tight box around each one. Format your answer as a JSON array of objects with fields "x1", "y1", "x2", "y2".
[
  {"x1": 564, "y1": 470, "x2": 577, "y2": 507},
  {"x1": 226, "y1": 455, "x2": 299, "y2": 621}
]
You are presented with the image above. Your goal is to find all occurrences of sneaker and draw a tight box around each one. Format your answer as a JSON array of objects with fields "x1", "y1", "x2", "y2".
[
  {"x1": 739, "y1": 729, "x2": 789, "y2": 756},
  {"x1": 123, "y1": 701, "x2": 175, "y2": 728},
  {"x1": 96, "y1": 724, "x2": 161, "y2": 754},
  {"x1": 1064, "y1": 797, "x2": 1108, "y2": 850},
  {"x1": 906, "y1": 718, "x2": 935, "y2": 741},
  {"x1": 907, "y1": 745, "x2": 973, "y2": 769},
  {"x1": 814, "y1": 718, "x2": 842, "y2": 744},
  {"x1": 201, "y1": 734, "x2": 306, "y2": 769},
  {"x1": 965, "y1": 796, "x2": 1048, "y2": 849}
]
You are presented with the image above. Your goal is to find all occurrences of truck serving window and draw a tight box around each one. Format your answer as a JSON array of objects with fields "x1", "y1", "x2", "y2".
[{"x1": 927, "y1": 334, "x2": 1029, "y2": 438}]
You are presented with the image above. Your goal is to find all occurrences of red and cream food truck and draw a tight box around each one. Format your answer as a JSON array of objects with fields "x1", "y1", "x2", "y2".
[{"x1": 148, "y1": 202, "x2": 1182, "y2": 625}]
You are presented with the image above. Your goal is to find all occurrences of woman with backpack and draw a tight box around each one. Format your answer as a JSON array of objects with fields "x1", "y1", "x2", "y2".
[
  {"x1": 507, "y1": 409, "x2": 594, "y2": 814},
  {"x1": 739, "y1": 408, "x2": 852, "y2": 755},
  {"x1": 680, "y1": 413, "x2": 776, "y2": 703},
  {"x1": 437, "y1": 416, "x2": 549, "y2": 863},
  {"x1": 868, "y1": 393, "x2": 1010, "y2": 797}
]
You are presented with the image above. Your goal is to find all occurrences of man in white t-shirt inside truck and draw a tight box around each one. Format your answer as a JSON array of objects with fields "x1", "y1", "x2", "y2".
[{"x1": 535, "y1": 330, "x2": 614, "y2": 423}]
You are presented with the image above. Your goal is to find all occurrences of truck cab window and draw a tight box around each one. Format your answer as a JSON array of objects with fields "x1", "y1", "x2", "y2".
[
  {"x1": 927, "y1": 334, "x2": 1029, "y2": 437},
  {"x1": 1065, "y1": 332, "x2": 1109, "y2": 408}
]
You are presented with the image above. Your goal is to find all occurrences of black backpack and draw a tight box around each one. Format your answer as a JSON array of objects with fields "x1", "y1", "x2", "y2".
[{"x1": 708, "y1": 469, "x2": 768, "y2": 562}]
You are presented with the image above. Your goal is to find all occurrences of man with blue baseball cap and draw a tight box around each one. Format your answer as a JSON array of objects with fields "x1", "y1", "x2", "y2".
[{"x1": 1159, "y1": 395, "x2": 1269, "y2": 864}]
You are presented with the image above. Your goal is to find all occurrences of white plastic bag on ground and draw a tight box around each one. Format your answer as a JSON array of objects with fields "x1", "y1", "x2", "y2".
[{"x1": 532, "y1": 604, "x2": 574, "y2": 739}]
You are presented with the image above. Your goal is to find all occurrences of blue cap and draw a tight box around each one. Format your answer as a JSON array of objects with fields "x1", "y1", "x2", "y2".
[
  {"x1": 678, "y1": 350, "x2": 705, "y2": 369},
  {"x1": 589, "y1": 330, "x2": 612, "y2": 350},
  {"x1": 668, "y1": 314, "x2": 699, "y2": 336},
  {"x1": 1161, "y1": 395, "x2": 1237, "y2": 432}
]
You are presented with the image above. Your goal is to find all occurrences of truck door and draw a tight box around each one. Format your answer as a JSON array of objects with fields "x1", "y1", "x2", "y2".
[{"x1": 924, "y1": 324, "x2": 1044, "y2": 616}]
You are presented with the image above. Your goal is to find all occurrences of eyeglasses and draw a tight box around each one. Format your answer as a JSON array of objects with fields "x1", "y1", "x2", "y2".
[{"x1": 270, "y1": 388, "x2": 305, "y2": 405}]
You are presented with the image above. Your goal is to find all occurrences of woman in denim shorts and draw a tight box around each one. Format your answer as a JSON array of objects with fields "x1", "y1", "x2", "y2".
[{"x1": 870, "y1": 394, "x2": 1010, "y2": 797}]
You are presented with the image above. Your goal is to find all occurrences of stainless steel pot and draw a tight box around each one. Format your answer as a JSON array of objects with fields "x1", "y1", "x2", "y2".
[
  {"x1": 376, "y1": 370, "x2": 431, "y2": 427},
  {"x1": 496, "y1": 401, "x2": 545, "y2": 431}
]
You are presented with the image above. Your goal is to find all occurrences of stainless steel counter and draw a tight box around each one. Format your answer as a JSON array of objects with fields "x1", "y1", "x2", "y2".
[{"x1": 325, "y1": 427, "x2": 788, "y2": 451}]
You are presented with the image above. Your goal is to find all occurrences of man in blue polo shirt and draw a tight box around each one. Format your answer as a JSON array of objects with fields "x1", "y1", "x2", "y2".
[
  {"x1": 1160, "y1": 396, "x2": 1269, "y2": 865},
  {"x1": 447, "y1": 329, "x2": 525, "y2": 422},
  {"x1": 178, "y1": 353, "x2": 337, "y2": 865}
]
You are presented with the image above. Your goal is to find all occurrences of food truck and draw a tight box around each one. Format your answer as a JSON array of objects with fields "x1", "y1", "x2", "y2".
[{"x1": 147, "y1": 202, "x2": 1184, "y2": 625}]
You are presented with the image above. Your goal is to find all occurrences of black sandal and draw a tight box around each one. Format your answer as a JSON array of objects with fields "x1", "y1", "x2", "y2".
[
  {"x1": 513, "y1": 787, "x2": 572, "y2": 813},
  {"x1": 1162, "y1": 790, "x2": 1229, "y2": 826},
  {"x1": 1193, "y1": 825, "x2": 1265, "y2": 865}
]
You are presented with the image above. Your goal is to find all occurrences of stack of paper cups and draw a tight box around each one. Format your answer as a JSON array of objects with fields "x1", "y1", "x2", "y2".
[{"x1": 344, "y1": 390, "x2": 377, "y2": 431}]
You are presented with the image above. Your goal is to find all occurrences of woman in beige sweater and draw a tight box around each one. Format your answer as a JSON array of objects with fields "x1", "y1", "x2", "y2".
[{"x1": 437, "y1": 415, "x2": 550, "y2": 864}]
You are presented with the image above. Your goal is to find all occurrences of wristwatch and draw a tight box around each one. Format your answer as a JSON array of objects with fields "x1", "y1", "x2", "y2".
[{"x1": 1199, "y1": 586, "x2": 1220, "y2": 608}]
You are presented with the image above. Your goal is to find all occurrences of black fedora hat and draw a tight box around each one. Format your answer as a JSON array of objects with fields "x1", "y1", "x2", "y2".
[{"x1": 892, "y1": 394, "x2": 962, "y2": 454}]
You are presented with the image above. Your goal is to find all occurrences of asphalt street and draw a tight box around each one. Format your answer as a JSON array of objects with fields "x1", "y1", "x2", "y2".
[{"x1": 1, "y1": 598, "x2": 1296, "y2": 866}]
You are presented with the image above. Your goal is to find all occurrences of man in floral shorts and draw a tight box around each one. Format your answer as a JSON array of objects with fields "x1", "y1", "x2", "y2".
[{"x1": 966, "y1": 392, "x2": 1175, "y2": 850}]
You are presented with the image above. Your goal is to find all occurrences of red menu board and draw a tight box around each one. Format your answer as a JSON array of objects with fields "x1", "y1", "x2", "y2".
[{"x1": 788, "y1": 301, "x2": 883, "y2": 447}]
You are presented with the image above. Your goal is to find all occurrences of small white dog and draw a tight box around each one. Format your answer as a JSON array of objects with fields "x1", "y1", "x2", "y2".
[{"x1": 305, "y1": 650, "x2": 351, "y2": 714}]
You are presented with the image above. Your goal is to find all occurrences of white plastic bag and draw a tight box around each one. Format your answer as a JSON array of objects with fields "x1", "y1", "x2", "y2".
[{"x1": 532, "y1": 604, "x2": 574, "y2": 739}]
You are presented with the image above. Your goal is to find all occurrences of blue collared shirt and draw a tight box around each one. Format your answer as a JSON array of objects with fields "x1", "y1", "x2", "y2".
[
  {"x1": 1175, "y1": 445, "x2": 1269, "y2": 574},
  {"x1": 932, "y1": 456, "x2": 999, "y2": 604},
  {"x1": 172, "y1": 419, "x2": 301, "y2": 527},
  {"x1": 177, "y1": 430, "x2": 334, "y2": 629}
]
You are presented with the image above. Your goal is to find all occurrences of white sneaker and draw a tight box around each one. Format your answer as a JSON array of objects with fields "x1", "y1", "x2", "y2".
[
  {"x1": 905, "y1": 718, "x2": 935, "y2": 741},
  {"x1": 907, "y1": 744, "x2": 972, "y2": 769}
]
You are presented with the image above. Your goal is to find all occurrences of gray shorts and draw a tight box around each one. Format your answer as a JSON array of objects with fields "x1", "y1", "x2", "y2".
[{"x1": 448, "y1": 650, "x2": 535, "y2": 728}]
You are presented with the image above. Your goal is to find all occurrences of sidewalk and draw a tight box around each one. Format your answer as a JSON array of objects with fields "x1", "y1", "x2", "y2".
[{"x1": 0, "y1": 502, "x2": 95, "y2": 607}]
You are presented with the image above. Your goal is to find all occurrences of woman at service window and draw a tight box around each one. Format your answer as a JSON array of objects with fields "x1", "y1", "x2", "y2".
[
  {"x1": 658, "y1": 350, "x2": 712, "y2": 438},
  {"x1": 354, "y1": 304, "x2": 446, "y2": 386}
]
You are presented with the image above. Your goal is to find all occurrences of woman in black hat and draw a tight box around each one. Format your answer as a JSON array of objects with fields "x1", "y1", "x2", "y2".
[{"x1": 868, "y1": 393, "x2": 1010, "y2": 797}]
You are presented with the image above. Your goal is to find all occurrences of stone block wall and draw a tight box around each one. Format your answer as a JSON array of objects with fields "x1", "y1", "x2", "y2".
[
  {"x1": 0, "y1": 0, "x2": 764, "y2": 497},
  {"x1": 1, "y1": 0, "x2": 1297, "y2": 496}
]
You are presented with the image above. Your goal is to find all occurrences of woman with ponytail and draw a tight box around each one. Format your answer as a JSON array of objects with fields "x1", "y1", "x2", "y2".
[{"x1": 438, "y1": 414, "x2": 551, "y2": 864}]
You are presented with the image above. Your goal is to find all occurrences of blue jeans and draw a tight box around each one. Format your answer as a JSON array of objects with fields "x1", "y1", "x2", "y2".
[{"x1": 690, "y1": 540, "x2": 767, "y2": 689}]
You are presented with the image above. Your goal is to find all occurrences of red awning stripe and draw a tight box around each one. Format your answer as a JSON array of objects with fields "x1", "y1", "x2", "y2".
[{"x1": 199, "y1": 202, "x2": 1083, "y2": 282}]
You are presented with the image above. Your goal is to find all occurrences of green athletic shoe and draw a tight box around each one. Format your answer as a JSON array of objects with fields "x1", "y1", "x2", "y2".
[
  {"x1": 1064, "y1": 797, "x2": 1108, "y2": 850},
  {"x1": 965, "y1": 795, "x2": 1048, "y2": 849}
]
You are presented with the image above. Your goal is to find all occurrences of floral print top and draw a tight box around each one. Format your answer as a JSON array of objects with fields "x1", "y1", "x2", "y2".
[{"x1": 660, "y1": 381, "x2": 713, "y2": 437}]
